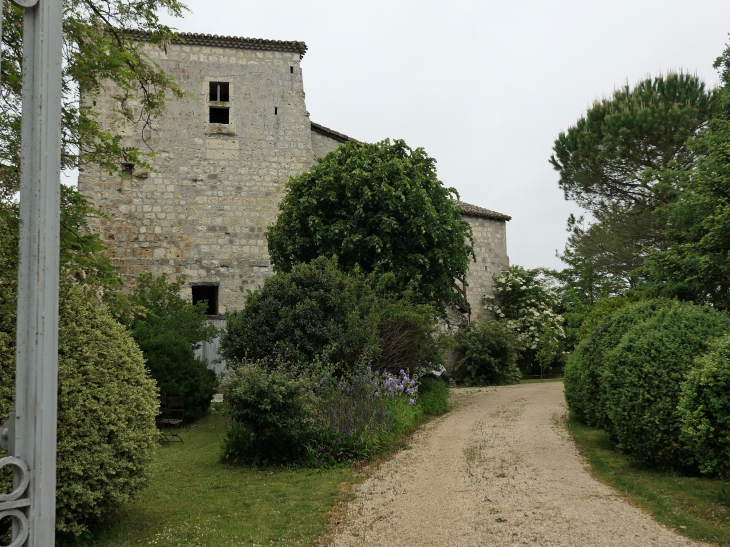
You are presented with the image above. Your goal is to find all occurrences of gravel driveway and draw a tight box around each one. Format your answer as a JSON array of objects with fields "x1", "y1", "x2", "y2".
[{"x1": 328, "y1": 382, "x2": 707, "y2": 547}]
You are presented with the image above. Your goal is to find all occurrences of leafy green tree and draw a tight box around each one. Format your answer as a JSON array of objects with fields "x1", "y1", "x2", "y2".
[
  {"x1": 1, "y1": 0, "x2": 187, "y2": 200},
  {"x1": 643, "y1": 45, "x2": 730, "y2": 309},
  {"x1": 124, "y1": 272, "x2": 218, "y2": 347},
  {"x1": 267, "y1": 139, "x2": 475, "y2": 312}
]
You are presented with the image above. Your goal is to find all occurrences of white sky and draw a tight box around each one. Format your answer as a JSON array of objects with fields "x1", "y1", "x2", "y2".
[{"x1": 155, "y1": 0, "x2": 730, "y2": 270}]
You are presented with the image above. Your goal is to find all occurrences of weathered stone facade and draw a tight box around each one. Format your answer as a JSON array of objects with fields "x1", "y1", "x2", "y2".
[
  {"x1": 458, "y1": 205, "x2": 510, "y2": 322},
  {"x1": 78, "y1": 32, "x2": 510, "y2": 320}
]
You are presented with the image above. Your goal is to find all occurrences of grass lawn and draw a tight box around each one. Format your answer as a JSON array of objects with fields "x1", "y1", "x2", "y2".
[
  {"x1": 568, "y1": 418, "x2": 730, "y2": 546},
  {"x1": 78, "y1": 411, "x2": 356, "y2": 547}
]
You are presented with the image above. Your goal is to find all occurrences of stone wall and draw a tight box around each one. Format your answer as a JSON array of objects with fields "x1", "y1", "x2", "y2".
[
  {"x1": 311, "y1": 129, "x2": 343, "y2": 159},
  {"x1": 462, "y1": 215, "x2": 509, "y2": 322},
  {"x1": 78, "y1": 40, "x2": 312, "y2": 312},
  {"x1": 78, "y1": 36, "x2": 510, "y2": 321}
]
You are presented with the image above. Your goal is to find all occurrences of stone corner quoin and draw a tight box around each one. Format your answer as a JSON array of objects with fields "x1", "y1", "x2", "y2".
[{"x1": 77, "y1": 32, "x2": 510, "y2": 320}]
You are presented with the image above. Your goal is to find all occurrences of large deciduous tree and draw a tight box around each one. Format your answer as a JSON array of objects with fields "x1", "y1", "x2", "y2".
[
  {"x1": 267, "y1": 139, "x2": 475, "y2": 313},
  {"x1": 1, "y1": 0, "x2": 187, "y2": 201}
]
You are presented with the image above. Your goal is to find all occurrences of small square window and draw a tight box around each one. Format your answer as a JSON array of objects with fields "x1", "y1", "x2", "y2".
[
  {"x1": 209, "y1": 107, "x2": 229, "y2": 124},
  {"x1": 192, "y1": 284, "x2": 218, "y2": 316},
  {"x1": 209, "y1": 82, "x2": 229, "y2": 102}
]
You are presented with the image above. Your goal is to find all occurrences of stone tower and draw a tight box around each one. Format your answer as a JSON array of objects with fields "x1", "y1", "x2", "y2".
[{"x1": 78, "y1": 31, "x2": 510, "y2": 321}]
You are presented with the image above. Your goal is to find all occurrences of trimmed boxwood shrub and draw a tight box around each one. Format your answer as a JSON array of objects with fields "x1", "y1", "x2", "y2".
[
  {"x1": 563, "y1": 299, "x2": 671, "y2": 428},
  {"x1": 1, "y1": 286, "x2": 158, "y2": 538},
  {"x1": 679, "y1": 334, "x2": 730, "y2": 477},
  {"x1": 602, "y1": 301, "x2": 730, "y2": 469},
  {"x1": 451, "y1": 321, "x2": 522, "y2": 386}
]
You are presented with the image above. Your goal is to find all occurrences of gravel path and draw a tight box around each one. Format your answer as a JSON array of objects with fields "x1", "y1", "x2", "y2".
[{"x1": 329, "y1": 382, "x2": 707, "y2": 547}]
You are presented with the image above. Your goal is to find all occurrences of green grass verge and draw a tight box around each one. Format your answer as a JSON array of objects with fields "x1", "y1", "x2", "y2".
[
  {"x1": 520, "y1": 377, "x2": 564, "y2": 384},
  {"x1": 72, "y1": 412, "x2": 355, "y2": 547},
  {"x1": 72, "y1": 384, "x2": 450, "y2": 547},
  {"x1": 567, "y1": 417, "x2": 730, "y2": 546}
]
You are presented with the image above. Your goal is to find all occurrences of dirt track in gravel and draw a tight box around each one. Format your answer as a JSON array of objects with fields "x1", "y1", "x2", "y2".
[{"x1": 328, "y1": 382, "x2": 707, "y2": 547}]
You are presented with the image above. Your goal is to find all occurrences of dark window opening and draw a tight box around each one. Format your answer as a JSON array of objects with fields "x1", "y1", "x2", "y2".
[
  {"x1": 274, "y1": 107, "x2": 278, "y2": 115},
  {"x1": 192, "y1": 285, "x2": 218, "y2": 316},
  {"x1": 290, "y1": 66, "x2": 294, "y2": 74},
  {"x1": 209, "y1": 107, "x2": 230, "y2": 124},
  {"x1": 121, "y1": 163, "x2": 134, "y2": 178},
  {"x1": 209, "y1": 81, "x2": 230, "y2": 102}
]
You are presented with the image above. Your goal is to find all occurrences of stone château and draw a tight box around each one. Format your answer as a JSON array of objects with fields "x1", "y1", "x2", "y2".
[{"x1": 78, "y1": 32, "x2": 510, "y2": 324}]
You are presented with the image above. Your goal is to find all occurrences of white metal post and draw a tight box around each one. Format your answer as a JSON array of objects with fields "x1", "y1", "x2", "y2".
[{"x1": 0, "y1": 0, "x2": 64, "y2": 546}]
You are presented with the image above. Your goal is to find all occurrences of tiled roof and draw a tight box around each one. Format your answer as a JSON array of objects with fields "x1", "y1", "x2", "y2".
[
  {"x1": 127, "y1": 31, "x2": 308, "y2": 58},
  {"x1": 310, "y1": 122, "x2": 355, "y2": 143},
  {"x1": 456, "y1": 201, "x2": 511, "y2": 221}
]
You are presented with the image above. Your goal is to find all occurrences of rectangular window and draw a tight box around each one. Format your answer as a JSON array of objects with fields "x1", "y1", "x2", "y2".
[
  {"x1": 209, "y1": 82, "x2": 230, "y2": 102},
  {"x1": 192, "y1": 284, "x2": 219, "y2": 316},
  {"x1": 209, "y1": 81, "x2": 231, "y2": 125},
  {"x1": 209, "y1": 107, "x2": 229, "y2": 124}
]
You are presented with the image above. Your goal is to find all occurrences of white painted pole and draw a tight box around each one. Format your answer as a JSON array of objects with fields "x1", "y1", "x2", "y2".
[{"x1": 0, "y1": 0, "x2": 63, "y2": 545}]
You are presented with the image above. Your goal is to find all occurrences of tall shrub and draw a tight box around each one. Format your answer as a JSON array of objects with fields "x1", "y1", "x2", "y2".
[
  {"x1": 451, "y1": 321, "x2": 522, "y2": 386},
  {"x1": 1, "y1": 286, "x2": 158, "y2": 537},
  {"x1": 124, "y1": 273, "x2": 218, "y2": 421},
  {"x1": 603, "y1": 301, "x2": 730, "y2": 469},
  {"x1": 221, "y1": 257, "x2": 441, "y2": 375},
  {"x1": 679, "y1": 334, "x2": 730, "y2": 477},
  {"x1": 563, "y1": 299, "x2": 670, "y2": 427}
]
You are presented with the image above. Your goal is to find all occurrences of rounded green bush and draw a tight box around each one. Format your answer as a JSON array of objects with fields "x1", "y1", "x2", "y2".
[
  {"x1": 451, "y1": 321, "x2": 521, "y2": 386},
  {"x1": 1, "y1": 286, "x2": 158, "y2": 537},
  {"x1": 132, "y1": 322, "x2": 217, "y2": 422},
  {"x1": 221, "y1": 257, "x2": 380, "y2": 372},
  {"x1": 679, "y1": 334, "x2": 730, "y2": 477},
  {"x1": 563, "y1": 299, "x2": 671, "y2": 428},
  {"x1": 221, "y1": 364, "x2": 318, "y2": 465},
  {"x1": 603, "y1": 301, "x2": 730, "y2": 469}
]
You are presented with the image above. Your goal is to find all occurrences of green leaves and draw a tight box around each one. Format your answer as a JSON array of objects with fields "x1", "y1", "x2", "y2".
[
  {"x1": 267, "y1": 139, "x2": 474, "y2": 313},
  {"x1": 642, "y1": 46, "x2": 730, "y2": 310},
  {"x1": 1, "y1": 0, "x2": 188, "y2": 199}
]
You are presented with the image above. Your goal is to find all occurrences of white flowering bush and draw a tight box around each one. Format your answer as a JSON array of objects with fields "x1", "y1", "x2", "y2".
[{"x1": 484, "y1": 266, "x2": 566, "y2": 374}]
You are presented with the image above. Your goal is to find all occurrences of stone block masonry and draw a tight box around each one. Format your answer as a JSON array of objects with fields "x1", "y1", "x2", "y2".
[
  {"x1": 79, "y1": 35, "x2": 314, "y2": 312},
  {"x1": 462, "y1": 214, "x2": 509, "y2": 322},
  {"x1": 79, "y1": 32, "x2": 511, "y2": 321}
]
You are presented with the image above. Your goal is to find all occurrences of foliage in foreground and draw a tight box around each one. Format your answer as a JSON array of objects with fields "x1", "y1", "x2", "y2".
[
  {"x1": 563, "y1": 299, "x2": 673, "y2": 428},
  {"x1": 220, "y1": 256, "x2": 442, "y2": 376},
  {"x1": 679, "y1": 334, "x2": 730, "y2": 478},
  {"x1": 124, "y1": 273, "x2": 218, "y2": 422},
  {"x1": 1, "y1": 286, "x2": 159, "y2": 538},
  {"x1": 451, "y1": 321, "x2": 521, "y2": 386},
  {"x1": 220, "y1": 363, "x2": 447, "y2": 467},
  {"x1": 266, "y1": 139, "x2": 475, "y2": 313},
  {"x1": 603, "y1": 300, "x2": 730, "y2": 469},
  {"x1": 565, "y1": 297, "x2": 730, "y2": 476}
]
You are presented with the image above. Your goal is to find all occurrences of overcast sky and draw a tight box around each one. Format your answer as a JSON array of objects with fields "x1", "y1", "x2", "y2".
[{"x1": 157, "y1": 0, "x2": 730, "y2": 270}]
